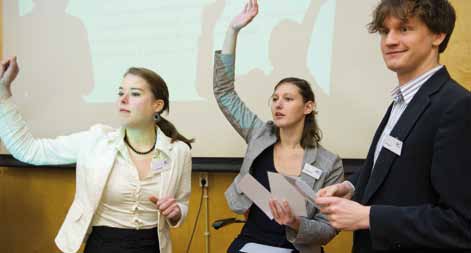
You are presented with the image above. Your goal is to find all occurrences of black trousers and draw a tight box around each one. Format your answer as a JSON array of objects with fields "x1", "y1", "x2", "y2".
[{"x1": 84, "y1": 226, "x2": 160, "y2": 253}]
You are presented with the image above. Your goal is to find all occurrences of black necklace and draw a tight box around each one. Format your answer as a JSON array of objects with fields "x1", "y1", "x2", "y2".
[{"x1": 124, "y1": 129, "x2": 156, "y2": 155}]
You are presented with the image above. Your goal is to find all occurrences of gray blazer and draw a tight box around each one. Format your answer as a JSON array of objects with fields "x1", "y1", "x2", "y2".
[{"x1": 213, "y1": 51, "x2": 344, "y2": 253}]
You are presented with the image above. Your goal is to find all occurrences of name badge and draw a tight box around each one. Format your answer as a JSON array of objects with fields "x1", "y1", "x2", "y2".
[
  {"x1": 302, "y1": 163, "x2": 322, "y2": 180},
  {"x1": 383, "y1": 135, "x2": 402, "y2": 156},
  {"x1": 151, "y1": 158, "x2": 169, "y2": 172}
]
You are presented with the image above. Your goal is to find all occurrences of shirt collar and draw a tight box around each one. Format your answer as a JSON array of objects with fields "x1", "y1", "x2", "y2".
[{"x1": 390, "y1": 65, "x2": 443, "y2": 104}]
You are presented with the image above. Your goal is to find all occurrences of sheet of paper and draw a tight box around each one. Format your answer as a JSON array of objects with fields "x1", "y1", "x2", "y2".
[
  {"x1": 283, "y1": 175, "x2": 318, "y2": 207},
  {"x1": 268, "y1": 172, "x2": 307, "y2": 217},
  {"x1": 240, "y1": 242, "x2": 294, "y2": 253},
  {"x1": 237, "y1": 174, "x2": 273, "y2": 219}
]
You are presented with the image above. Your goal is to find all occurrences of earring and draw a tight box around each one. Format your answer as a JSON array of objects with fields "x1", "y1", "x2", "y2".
[{"x1": 154, "y1": 112, "x2": 161, "y2": 123}]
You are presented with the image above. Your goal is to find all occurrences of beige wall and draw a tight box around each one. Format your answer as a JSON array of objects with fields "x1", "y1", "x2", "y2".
[
  {"x1": 0, "y1": 169, "x2": 352, "y2": 253},
  {"x1": 0, "y1": 0, "x2": 469, "y2": 252},
  {"x1": 442, "y1": 0, "x2": 471, "y2": 91}
]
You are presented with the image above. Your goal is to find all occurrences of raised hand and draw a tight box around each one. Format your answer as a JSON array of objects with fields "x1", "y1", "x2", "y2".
[
  {"x1": 0, "y1": 56, "x2": 19, "y2": 100},
  {"x1": 230, "y1": 0, "x2": 259, "y2": 31},
  {"x1": 149, "y1": 195, "x2": 181, "y2": 225}
]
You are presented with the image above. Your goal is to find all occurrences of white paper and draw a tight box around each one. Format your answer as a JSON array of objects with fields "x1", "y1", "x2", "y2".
[
  {"x1": 238, "y1": 174, "x2": 274, "y2": 219},
  {"x1": 283, "y1": 176, "x2": 317, "y2": 205},
  {"x1": 240, "y1": 242, "x2": 294, "y2": 253},
  {"x1": 268, "y1": 172, "x2": 307, "y2": 217}
]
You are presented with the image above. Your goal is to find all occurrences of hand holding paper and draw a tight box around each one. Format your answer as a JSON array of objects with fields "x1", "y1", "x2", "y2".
[
  {"x1": 268, "y1": 172, "x2": 307, "y2": 217},
  {"x1": 237, "y1": 171, "x2": 321, "y2": 221},
  {"x1": 269, "y1": 198, "x2": 300, "y2": 230}
]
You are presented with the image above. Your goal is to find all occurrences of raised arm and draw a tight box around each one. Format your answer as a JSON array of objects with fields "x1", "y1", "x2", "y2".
[
  {"x1": 0, "y1": 57, "x2": 88, "y2": 165},
  {"x1": 222, "y1": 0, "x2": 258, "y2": 55},
  {"x1": 214, "y1": 0, "x2": 264, "y2": 143}
]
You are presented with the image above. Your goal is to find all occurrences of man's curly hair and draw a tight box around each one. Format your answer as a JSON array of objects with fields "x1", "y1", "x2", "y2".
[{"x1": 368, "y1": 0, "x2": 456, "y2": 53}]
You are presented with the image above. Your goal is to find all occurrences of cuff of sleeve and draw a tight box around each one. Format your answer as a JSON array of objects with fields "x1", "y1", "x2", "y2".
[
  {"x1": 214, "y1": 50, "x2": 235, "y2": 75},
  {"x1": 370, "y1": 205, "x2": 402, "y2": 251},
  {"x1": 286, "y1": 217, "x2": 309, "y2": 244},
  {"x1": 0, "y1": 97, "x2": 16, "y2": 117},
  {"x1": 215, "y1": 50, "x2": 235, "y2": 64},
  {"x1": 344, "y1": 180, "x2": 356, "y2": 194}
]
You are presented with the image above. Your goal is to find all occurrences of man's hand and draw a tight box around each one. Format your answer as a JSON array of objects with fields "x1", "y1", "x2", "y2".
[
  {"x1": 316, "y1": 181, "x2": 354, "y2": 199},
  {"x1": 316, "y1": 196, "x2": 370, "y2": 231}
]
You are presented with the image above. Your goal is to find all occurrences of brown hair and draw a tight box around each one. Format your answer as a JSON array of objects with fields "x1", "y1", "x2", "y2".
[
  {"x1": 368, "y1": 0, "x2": 456, "y2": 53},
  {"x1": 274, "y1": 77, "x2": 322, "y2": 148},
  {"x1": 124, "y1": 67, "x2": 194, "y2": 148}
]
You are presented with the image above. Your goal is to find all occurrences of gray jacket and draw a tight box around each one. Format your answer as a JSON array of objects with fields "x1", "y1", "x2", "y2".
[{"x1": 213, "y1": 51, "x2": 344, "y2": 253}]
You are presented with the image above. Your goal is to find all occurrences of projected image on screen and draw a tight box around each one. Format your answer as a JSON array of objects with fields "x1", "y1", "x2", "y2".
[
  {"x1": 3, "y1": 0, "x2": 394, "y2": 158},
  {"x1": 16, "y1": 0, "x2": 334, "y2": 102}
]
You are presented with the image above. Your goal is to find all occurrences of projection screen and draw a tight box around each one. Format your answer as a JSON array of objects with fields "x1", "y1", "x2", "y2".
[{"x1": 2, "y1": 0, "x2": 396, "y2": 158}]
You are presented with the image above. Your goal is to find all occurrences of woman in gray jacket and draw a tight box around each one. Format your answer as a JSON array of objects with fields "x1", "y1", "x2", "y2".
[{"x1": 213, "y1": 1, "x2": 344, "y2": 253}]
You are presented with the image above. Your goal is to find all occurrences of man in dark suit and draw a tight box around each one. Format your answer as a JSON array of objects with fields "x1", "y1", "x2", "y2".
[{"x1": 315, "y1": 0, "x2": 471, "y2": 252}]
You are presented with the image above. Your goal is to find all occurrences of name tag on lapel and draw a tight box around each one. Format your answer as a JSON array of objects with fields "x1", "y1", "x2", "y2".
[
  {"x1": 383, "y1": 135, "x2": 402, "y2": 156},
  {"x1": 302, "y1": 163, "x2": 322, "y2": 180},
  {"x1": 151, "y1": 158, "x2": 169, "y2": 173}
]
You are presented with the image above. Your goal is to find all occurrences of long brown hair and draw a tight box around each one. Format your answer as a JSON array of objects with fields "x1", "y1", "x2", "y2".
[
  {"x1": 124, "y1": 67, "x2": 194, "y2": 148},
  {"x1": 274, "y1": 77, "x2": 322, "y2": 148}
]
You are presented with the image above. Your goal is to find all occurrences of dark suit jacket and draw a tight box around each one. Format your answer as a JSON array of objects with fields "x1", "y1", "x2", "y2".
[{"x1": 350, "y1": 67, "x2": 471, "y2": 253}]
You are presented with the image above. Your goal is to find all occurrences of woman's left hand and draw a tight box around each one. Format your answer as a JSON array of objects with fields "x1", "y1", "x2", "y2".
[
  {"x1": 269, "y1": 199, "x2": 300, "y2": 231},
  {"x1": 149, "y1": 196, "x2": 181, "y2": 224}
]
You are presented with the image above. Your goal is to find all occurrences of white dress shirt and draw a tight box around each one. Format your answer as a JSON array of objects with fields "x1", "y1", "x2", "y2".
[
  {"x1": 346, "y1": 65, "x2": 443, "y2": 192},
  {"x1": 91, "y1": 139, "x2": 167, "y2": 229},
  {"x1": 373, "y1": 65, "x2": 443, "y2": 166}
]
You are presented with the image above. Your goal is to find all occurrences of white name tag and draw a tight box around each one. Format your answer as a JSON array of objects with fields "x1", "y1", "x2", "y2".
[
  {"x1": 302, "y1": 163, "x2": 322, "y2": 180},
  {"x1": 151, "y1": 158, "x2": 169, "y2": 173},
  {"x1": 383, "y1": 135, "x2": 403, "y2": 156}
]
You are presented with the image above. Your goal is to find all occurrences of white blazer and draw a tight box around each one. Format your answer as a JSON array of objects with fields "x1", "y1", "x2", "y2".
[{"x1": 0, "y1": 98, "x2": 192, "y2": 253}]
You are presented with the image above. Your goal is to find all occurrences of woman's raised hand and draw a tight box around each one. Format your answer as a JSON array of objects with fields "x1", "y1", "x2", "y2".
[
  {"x1": 0, "y1": 56, "x2": 19, "y2": 100},
  {"x1": 230, "y1": 0, "x2": 259, "y2": 31}
]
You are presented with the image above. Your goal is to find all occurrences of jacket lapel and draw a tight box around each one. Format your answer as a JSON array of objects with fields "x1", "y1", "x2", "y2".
[
  {"x1": 242, "y1": 123, "x2": 277, "y2": 176},
  {"x1": 362, "y1": 67, "x2": 449, "y2": 203},
  {"x1": 155, "y1": 128, "x2": 174, "y2": 198},
  {"x1": 354, "y1": 103, "x2": 393, "y2": 203},
  {"x1": 299, "y1": 145, "x2": 319, "y2": 188},
  {"x1": 89, "y1": 129, "x2": 122, "y2": 207}
]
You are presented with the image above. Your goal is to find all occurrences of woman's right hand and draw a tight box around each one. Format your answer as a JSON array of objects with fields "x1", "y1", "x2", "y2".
[
  {"x1": 230, "y1": 0, "x2": 259, "y2": 32},
  {"x1": 0, "y1": 56, "x2": 19, "y2": 100}
]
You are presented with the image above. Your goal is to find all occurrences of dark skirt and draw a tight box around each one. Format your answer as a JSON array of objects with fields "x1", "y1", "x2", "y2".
[{"x1": 84, "y1": 226, "x2": 160, "y2": 253}]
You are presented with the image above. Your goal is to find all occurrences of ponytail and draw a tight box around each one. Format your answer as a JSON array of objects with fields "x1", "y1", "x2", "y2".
[{"x1": 157, "y1": 116, "x2": 194, "y2": 148}]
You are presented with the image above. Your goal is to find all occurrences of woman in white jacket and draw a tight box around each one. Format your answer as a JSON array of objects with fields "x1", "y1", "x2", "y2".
[{"x1": 0, "y1": 57, "x2": 192, "y2": 253}]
